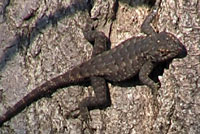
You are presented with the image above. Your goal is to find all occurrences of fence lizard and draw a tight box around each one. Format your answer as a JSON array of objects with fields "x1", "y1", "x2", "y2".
[{"x1": 0, "y1": 0, "x2": 186, "y2": 127}]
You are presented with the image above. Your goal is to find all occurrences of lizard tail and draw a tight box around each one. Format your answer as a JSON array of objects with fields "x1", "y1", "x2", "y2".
[{"x1": 0, "y1": 65, "x2": 90, "y2": 126}]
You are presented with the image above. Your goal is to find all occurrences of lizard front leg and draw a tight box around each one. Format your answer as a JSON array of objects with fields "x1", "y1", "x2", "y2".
[
  {"x1": 141, "y1": 0, "x2": 162, "y2": 35},
  {"x1": 139, "y1": 61, "x2": 160, "y2": 96},
  {"x1": 139, "y1": 61, "x2": 160, "y2": 120}
]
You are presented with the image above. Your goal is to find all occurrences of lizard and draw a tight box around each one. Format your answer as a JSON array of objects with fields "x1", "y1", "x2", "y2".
[{"x1": 0, "y1": 0, "x2": 186, "y2": 127}]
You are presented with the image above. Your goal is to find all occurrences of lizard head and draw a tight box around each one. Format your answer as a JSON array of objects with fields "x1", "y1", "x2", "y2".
[{"x1": 149, "y1": 32, "x2": 187, "y2": 62}]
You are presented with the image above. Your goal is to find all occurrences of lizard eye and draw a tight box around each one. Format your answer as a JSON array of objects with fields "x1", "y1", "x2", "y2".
[{"x1": 159, "y1": 49, "x2": 169, "y2": 56}]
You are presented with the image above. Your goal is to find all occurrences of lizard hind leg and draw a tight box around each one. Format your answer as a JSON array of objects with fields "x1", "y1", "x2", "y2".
[
  {"x1": 79, "y1": 76, "x2": 111, "y2": 123},
  {"x1": 82, "y1": 22, "x2": 110, "y2": 55},
  {"x1": 78, "y1": 26, "x2": 111, "y2": 131}
]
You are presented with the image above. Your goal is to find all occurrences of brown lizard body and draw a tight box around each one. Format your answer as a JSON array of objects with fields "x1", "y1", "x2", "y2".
[{"x1": 0, "y1": 0, "x2": 186, "y2": 127}]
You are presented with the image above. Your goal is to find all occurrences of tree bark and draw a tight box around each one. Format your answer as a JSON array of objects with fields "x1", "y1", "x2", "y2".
[{"x1": 0, "y1": 0, "x2": 199, "y2": 133}]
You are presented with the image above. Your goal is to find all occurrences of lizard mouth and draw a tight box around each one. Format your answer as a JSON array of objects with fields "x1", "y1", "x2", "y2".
[
  {"x1": 161, "y1": 52, "x2": 178, "y2": 61},
  {"x1": 161, "y1": 46, "x2": 187, "y2": 61}
]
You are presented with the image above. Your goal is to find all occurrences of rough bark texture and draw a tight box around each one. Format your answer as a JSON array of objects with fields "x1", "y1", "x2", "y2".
[{"x1": 0, "y1": 0, "x2": 199, "y2": 134}]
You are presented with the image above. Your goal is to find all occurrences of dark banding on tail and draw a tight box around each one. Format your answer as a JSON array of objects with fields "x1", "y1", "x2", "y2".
[{"x1": 0, "y1": 65, "x2": 91, "y2": 126}]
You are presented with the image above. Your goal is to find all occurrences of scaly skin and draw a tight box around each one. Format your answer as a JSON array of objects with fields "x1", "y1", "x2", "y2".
[{"x1": 0, "y1": 0, "x2": 186, "y2": 127}]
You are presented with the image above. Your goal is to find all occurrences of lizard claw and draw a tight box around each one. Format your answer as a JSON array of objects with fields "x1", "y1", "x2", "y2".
[
  {"x1": 151, "y1": 82, "x2": 160, "y2": 97},
  {"x1": 65, "y1": 107, "x2": 95, "y2": 134},
  {"x1": 65, "y1": 107, "x2": 92, "y2": 122},
  {"x1": 79, "y1": 107, "x2": 92, "y2": 123},
  {"x1": 65, "y1": 107, "x2": 80, "y2": 119}
]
